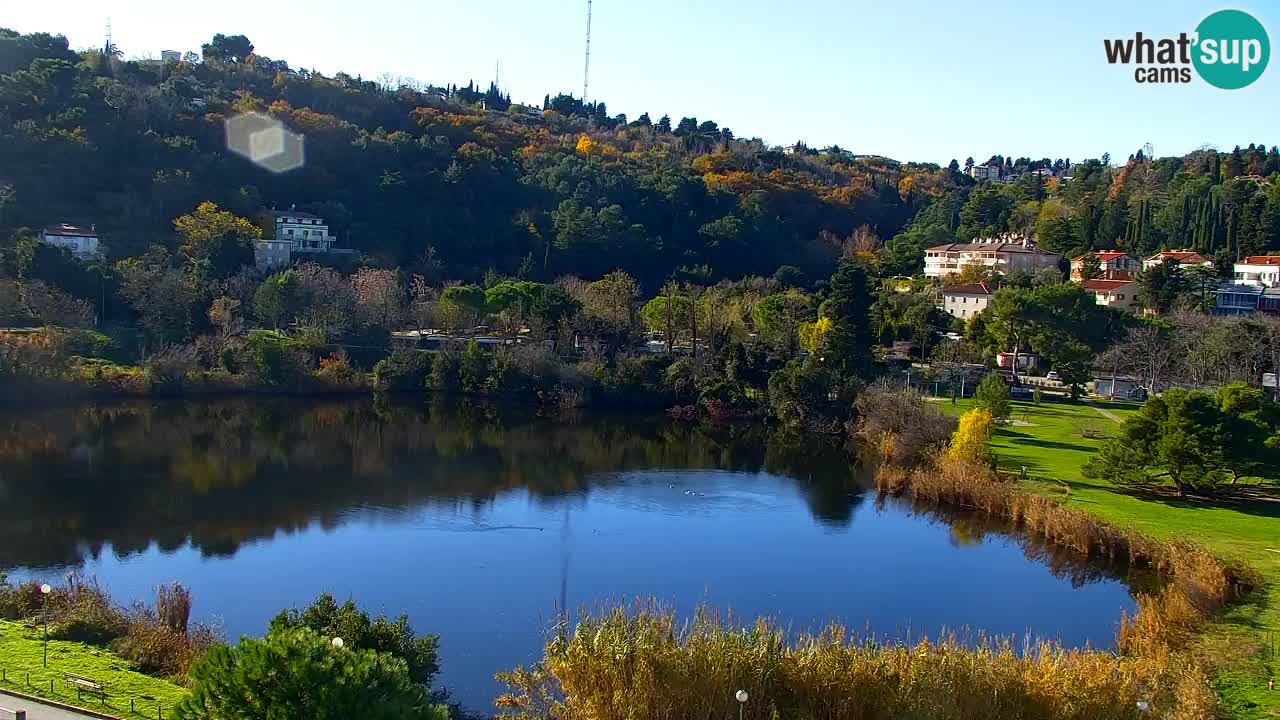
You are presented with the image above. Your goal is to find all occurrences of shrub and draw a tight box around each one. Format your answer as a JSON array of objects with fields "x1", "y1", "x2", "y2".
[
  {"x1": 144, "y1": 344, "x2": 201, "y2": 390},
  {"x1": 854, "y1": 379, "x2": 956, "y2": 464},
  {"x1": 176, "y1": 629, "x2": 447, "y2": 720},
  {"x1": 973, "y1": 373, "x2": 1010, "y2": 422},
  {"x1": 114, "y1": 607, "x2": 221, "y2": 677},
  {"x1": 315, "y1": 351, "x2": 362, "y2": 386},
  {"x1": 268, "y1": 593, "x2": 441, "y2": 686},
  {"x1": 245, "y1": 329, "x2": 308, "y2": 386},
  {"x1": 374, "y1": 350, "x2": 433, "y2": 392},
  {"x1": 766, "y1": 360, "x2": 844, "y2": 432},
  {"x1": 458, "y1": 340, "x2": 490, "y2": 392},
  {"x1": 428, "y1": 347, "x2": 461, "y2": 391}
]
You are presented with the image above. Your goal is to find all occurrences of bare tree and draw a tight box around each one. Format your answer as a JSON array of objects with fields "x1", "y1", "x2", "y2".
[
  {"x1": 352, "y1": 268, "x2": 405, "y2": 331},
  {"x1": 1258, "y1": 314, "x2": 1280, "y2": 400},
  {"x1": 1096, "y1": 325, "x2": 1174, "y2": 394}
]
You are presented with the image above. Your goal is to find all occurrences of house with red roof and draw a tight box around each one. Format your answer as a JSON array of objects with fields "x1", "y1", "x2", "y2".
[
  {"x1": 1069, "y1": 251, "x2": 1139, "y2": 281},
  {"x1": 1233, "y1": 255, "x2": 1280, "y2": 288},
  {"x1": 1143, "y1": 249, "x2": 1213, "y2": 271},
  {"x1": 1080, "y1": 279, "x2": 1140, "y2": 312}
]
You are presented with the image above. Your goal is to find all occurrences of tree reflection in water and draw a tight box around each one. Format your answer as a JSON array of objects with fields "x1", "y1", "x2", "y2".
[{"x1": 0, "y1": 398, "x2": 867, "y2": 570}]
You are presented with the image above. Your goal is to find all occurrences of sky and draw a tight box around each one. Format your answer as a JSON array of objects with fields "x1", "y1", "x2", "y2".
[{"x1": 5, "y1": 0, "x2": 1277, "y2": 165}]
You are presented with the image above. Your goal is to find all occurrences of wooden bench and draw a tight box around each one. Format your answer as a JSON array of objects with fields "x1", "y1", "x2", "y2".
[{"x1": 62, "y1": 672, "x2": 104, "y2": 701}]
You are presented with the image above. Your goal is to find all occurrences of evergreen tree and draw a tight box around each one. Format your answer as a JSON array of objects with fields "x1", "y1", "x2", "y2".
[{"x1": 820, "y1": 261, "x2": 874, "y2": 378}]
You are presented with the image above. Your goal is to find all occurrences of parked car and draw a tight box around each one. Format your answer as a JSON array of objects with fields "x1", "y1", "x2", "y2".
[{"x1": 1045, "y1": 371, "x2": 1061, "y2": 382}]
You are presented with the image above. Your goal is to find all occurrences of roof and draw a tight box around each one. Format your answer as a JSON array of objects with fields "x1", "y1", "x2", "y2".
[
  {"x1": 926, "y1": 242, "x2": 1058, "y2": 257},
  {"x1": 1147, "y1": 250, "x2": 1209, "y2": 263},
  {"x1": 1080, "y1": 279, "x2": 1138, "y2": 290},
  {"x1": 1241, "y1": 255, "x2": 1280, "y2": 266},
  {"x1": 944, "y1": 282, "x2": 993, "y2": 296},
  {"x1": 272, "y1": 209, "x2": 324, "y2": 220},
  {"x1": 1071, "y1": 251, "x2": 1131, "y2": 262},
  {"x1": 42, "y1": 223, "x2": 97, "y2": 236}
]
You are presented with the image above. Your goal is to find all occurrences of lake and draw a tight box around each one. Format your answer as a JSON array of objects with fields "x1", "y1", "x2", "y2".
[{"x1": 0, "y1": 398, "x2": 1142, "y2": 711}]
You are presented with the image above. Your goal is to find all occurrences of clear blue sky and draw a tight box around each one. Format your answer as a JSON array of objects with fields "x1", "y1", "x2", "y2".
[{"x1": 6, "y1": 0, "x2": 1277, "y2": 165}]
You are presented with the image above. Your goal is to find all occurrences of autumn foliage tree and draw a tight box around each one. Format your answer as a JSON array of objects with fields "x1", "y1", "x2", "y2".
[{"x1": 948, "y1": 408, "x2": 994, "y2": 463}]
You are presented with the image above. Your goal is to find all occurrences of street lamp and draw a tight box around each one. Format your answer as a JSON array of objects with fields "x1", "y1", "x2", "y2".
[
  {"x1": 1136, "y1": 699, "x2": 1151, "y2": 715},
  {"x1": 735, "y1": 690, "x2": 748, "y2": 720},
  {"x1": 40, "y1": 584, "x2": 52, "y2": 668},
  {"x1": 331, "y1": 637, "x2": 344, "y2": 649}
]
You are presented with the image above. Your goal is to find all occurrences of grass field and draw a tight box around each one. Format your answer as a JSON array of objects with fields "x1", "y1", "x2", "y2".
[
  {"x1": 0, "y1": 620, "x2": 188, "y2": 718},
  {"x1": 938, "y1": 397, "x2": 1280, "y2": 719}
]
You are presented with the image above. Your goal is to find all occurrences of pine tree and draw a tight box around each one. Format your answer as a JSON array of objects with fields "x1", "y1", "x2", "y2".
[{"x1": 819, "y1": 261, "x2": 874, "y2": 378}]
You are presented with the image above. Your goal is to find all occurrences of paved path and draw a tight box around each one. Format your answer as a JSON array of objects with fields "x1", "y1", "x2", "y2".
[
  {"x1": 1083, "y1": 400, "x2": 1123, "y2": 423},
  {"x1": 0, "y1": 691, "x2": 107, "y2": 720}
]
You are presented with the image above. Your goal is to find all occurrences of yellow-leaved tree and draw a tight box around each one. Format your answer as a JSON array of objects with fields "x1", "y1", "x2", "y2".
[
  {"x1": 797, "y1": 316, "x2": 832, "y2": 354},
  {"x1": 948, "y1": 407, "x2": 993, "y2": 462},
  {"x1": 575, "y1": 134, "x2": 596, "y2": 156}
]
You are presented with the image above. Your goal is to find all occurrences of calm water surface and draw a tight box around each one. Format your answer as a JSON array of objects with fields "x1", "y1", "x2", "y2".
[{"x1": 0, "y1": 399, "x2": 1140, "y2": 711}]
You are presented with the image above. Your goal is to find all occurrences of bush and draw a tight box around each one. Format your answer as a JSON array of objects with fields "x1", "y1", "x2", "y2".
[
  {"x1": 374, "y1": 350, "x2": 433, "y2": 392},
  {"x1": 767, "y1": 360, "x2": 845, "y2": 432},
  {"x1": 428, "y1": 347, "x2": 461, "y2": 391},
  {"x1": 245, "y1": 329, "x2": 309, "y2": 386},
  {"x1": 458, "y1": 341, "x2": 490, "y2": 392},
  {"x1": 973, "y1": 373, "x2": 1010, "y2": 422},
  {"x1": 0, "y1": 575, "x2": 128, "y2": 645},
  {"x1": 854, "y1": 379, "x2": 956, "y2": 464},
  {"x1": 144, "y1": 344, "x2": 201, "y2": 391},
  {"x1": 176, "y1": 629, "x2": 447, "y2": 720},
  {"x1": 315, "y1": 351, "x2": 363, "y2": 387},
  {"x1": 113, "y1": 611, "x2": 220, "y2": 677},
  {"x1": 268, "y1": 593, "x2": 441, "y2": 686}
]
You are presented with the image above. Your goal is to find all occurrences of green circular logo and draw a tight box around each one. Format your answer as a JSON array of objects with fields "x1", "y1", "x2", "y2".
[{"x1": 1193, "y1": 9, "x2": 1270, "y2": 89}]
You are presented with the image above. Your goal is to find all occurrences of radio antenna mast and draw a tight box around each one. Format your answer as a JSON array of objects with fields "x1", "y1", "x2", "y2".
[{"x1": 582, "y1": 0, "x2": 592, "y2": 102}]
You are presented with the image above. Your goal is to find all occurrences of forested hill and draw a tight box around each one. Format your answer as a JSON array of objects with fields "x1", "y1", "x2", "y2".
[{"x1": 2, "y1": 29, "x2": 1280, "y2": 288}]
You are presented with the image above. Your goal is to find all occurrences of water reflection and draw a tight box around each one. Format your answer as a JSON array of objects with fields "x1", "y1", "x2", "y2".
[
  {"x1": 0, "y1": 399, "x2": 866, "y2": 569},
  {"x1": 0, "y1": 398, "x2": 1144, "y2": 711}
]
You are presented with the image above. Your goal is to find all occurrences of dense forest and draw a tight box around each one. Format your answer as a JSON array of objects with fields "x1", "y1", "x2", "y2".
[
  {"x1": 1, "y1": 28, "x2": 1279, "y2": 419},
  {"x1": 3, "y1": 29, "x2": 1275, "y2": 287}
]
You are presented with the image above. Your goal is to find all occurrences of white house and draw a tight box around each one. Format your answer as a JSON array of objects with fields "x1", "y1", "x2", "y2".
[
  {"x1": 273, "y1": 207, "x2": 337, "y2": 253},
  {"x1": 1080, "y1": 279, "x2": 1140, "y2": 312},
  {"x1": 1143, "y1": 249, "x2": 1213, "y2": 271},
  {"x1": 940, "y1": 282, "x2": 993, "y2": 320},
  {"x1": 924, "y1": 234, "x2": 1060, "y2": 279},
  {"x1": 1233, "y1": 256, "x2": 1280, "y2": 289},
  {"x1": 39, "y1": 224, "x2": 100, "y2": 257},
  {"x1": 1070, "y1": 251, "x2": 1138, "y2": 281},
  {"x1": 966, "y1": 163, "x2": 1002, "y2": 181}
]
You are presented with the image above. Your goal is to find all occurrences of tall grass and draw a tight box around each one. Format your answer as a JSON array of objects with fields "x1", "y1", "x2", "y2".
[{"x1": 496, "y1": 458, "x2": 1257, "y2": 720}]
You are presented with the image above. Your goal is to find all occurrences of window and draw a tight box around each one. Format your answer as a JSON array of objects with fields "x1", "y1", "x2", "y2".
[{"x1": 1118, "y1": 294, "x2": 1125, "y2": 300}]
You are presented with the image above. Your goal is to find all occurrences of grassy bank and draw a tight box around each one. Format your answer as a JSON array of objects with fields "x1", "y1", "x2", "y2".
[
  {"x1": 0, "y1": 620, "x2": 188, "y2": 717},
  {"x1": 937, "y1": 397, "x2": 1279, "y2": 719}
]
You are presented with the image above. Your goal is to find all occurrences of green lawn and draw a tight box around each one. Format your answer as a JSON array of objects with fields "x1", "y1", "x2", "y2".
[
  {"x1": 938, "y1": 397, "x2": 1280, "y2": 719},
  {"x1": 0, "y1": 620, "x2": 188, "y2": 717}
]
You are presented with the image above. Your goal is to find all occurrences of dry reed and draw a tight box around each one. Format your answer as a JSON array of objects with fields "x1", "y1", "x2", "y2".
[{"x1": 495, "y1": 458, "x2": 1257, "y2": 720}]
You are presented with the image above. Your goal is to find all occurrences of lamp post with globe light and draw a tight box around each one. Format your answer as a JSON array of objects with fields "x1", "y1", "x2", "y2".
[
  {"x1": 40, "y1": 583, "x2": 52, "y2": 667},
  {"x1": 735, "y1": 690, "x2": 748, "y2": 720},
  {"x1": 331, "y1": 637, "x2": 344, "y2": 649}
]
